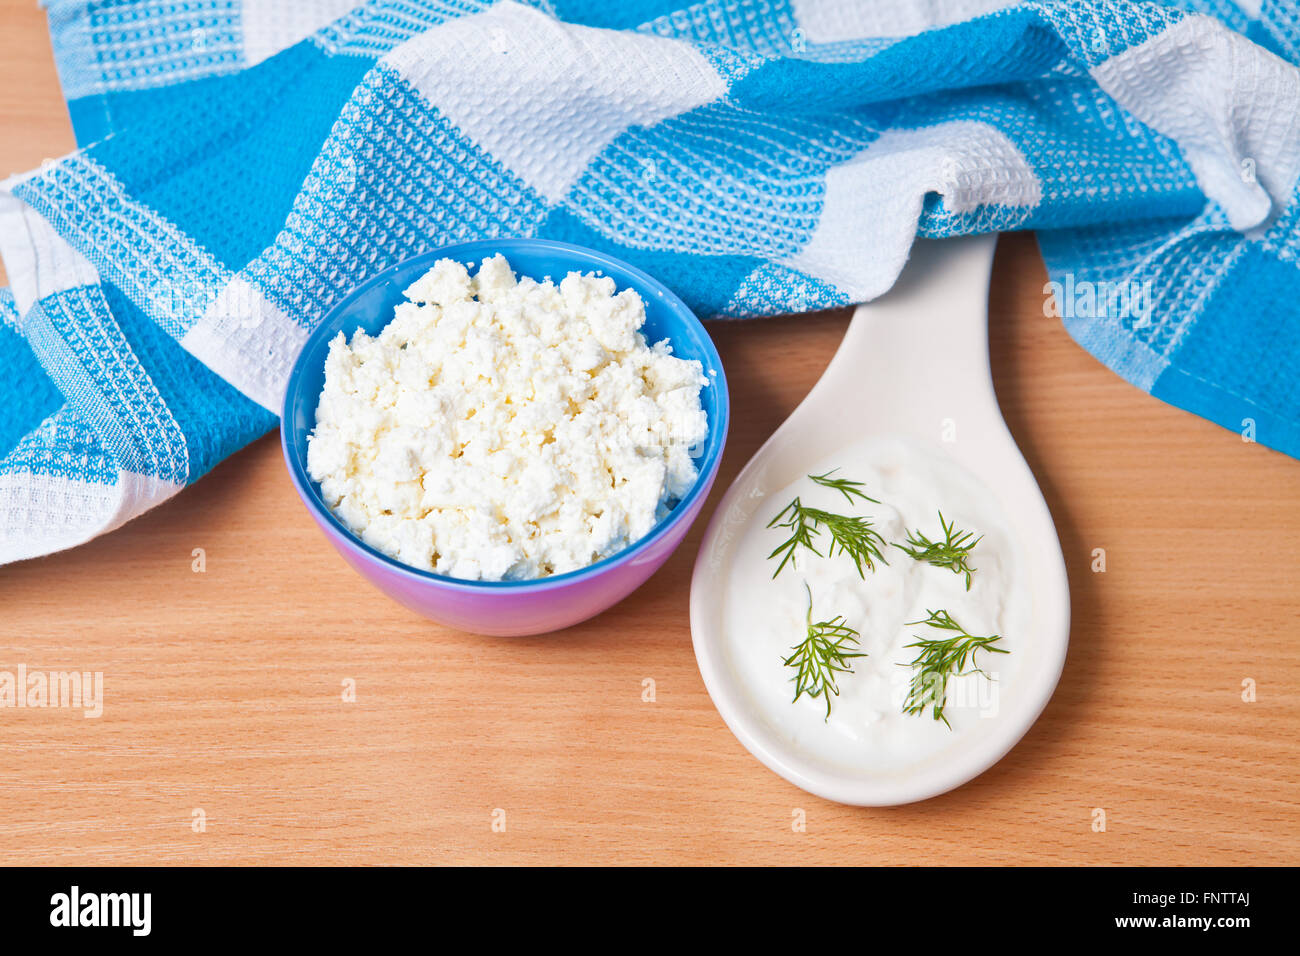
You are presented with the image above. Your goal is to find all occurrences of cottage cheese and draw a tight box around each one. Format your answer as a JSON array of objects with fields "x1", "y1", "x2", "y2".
[{"x1": 306, "y1": 254, "x2": 709, "y2": 581}]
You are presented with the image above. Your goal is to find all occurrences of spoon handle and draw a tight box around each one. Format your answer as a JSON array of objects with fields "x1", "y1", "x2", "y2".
[{"x1": 807, "y1": 234, "x2": 1000, "y2": 441}]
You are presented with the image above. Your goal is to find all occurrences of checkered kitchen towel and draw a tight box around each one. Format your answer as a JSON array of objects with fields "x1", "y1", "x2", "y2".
[{"x1": 1, "y1": 1, "x2": 1298, "y2": 565}]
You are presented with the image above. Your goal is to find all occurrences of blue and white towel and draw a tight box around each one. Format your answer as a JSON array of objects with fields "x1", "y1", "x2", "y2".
[{"x1": 1, "y1": 0, "x2": 1297, "y2": 565}]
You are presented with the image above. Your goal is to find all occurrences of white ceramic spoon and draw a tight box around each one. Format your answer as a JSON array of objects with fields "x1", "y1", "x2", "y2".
[{"x1": 690, "y1": 234, "x2": 1070, "y2": 806}]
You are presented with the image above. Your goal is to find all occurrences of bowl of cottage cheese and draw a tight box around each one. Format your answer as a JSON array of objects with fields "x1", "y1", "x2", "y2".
[{"x1": 281, "y1": 239, "x2": 729, "y2": 635}]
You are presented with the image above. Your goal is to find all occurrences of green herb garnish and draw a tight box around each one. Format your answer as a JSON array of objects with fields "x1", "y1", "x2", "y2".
[
  {"x1": 900, "y1": 609, "x2": 1007, "y2": 728},
  {"x1": 808, "y1": 469, "x2": 881, "y2": 505},
  {"x1": 766, "y1": 498, "x2": 889, "y2": 578},
  {"x1": 766, "y1": 470, "x2": 887, "y2": 578},
  {"x1": 893, "y1": 511, "x2": 982, "y2": 590},
  {"x1": 784, "y1": 583, "x2": 865, "y2": 719}
]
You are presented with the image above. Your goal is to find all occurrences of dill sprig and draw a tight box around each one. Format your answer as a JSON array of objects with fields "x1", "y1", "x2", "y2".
[
  {"x1": 766, "y1": 497, "x2": 822, "y2": 575},
  {"x1": 766, "y1": 499, "x2": 889, "y2": 578},
  {"x1": 808, "y1": 469, "x2": 880, "y2": 505},
  {"x1": 783, "y1": 583, "x2": 865, "y2": 719},
  {"x1": 900, "y1": 609, "x2": 1007, "y2": 728},
  {"x1": 893, "y1": 511, "x2": 983, "y2": 590}
]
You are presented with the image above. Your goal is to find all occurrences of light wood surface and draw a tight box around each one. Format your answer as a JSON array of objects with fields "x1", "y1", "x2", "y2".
[{"x1": 1, "y1": 1, "x2": 1297, "y2": 866}]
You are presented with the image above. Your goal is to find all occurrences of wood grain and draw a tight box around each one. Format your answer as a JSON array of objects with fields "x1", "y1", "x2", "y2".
[{"x1": 1, "y1": 1, "x2": 1296, "y2": 866}]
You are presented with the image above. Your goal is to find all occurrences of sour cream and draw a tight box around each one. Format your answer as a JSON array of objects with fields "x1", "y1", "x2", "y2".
[{"x1": 721, "y1": 436, "x2": 1030, "y2": 775}]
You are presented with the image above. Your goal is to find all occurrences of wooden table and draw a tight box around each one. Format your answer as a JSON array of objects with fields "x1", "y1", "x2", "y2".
[{"x1": 1, "y1": 1, "x2": 1296, "y2": 866}]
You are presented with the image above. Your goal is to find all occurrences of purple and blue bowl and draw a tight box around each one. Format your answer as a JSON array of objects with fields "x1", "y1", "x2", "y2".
[{"x1": 281, "y1": 238, "x2": 730, "y2": 636}]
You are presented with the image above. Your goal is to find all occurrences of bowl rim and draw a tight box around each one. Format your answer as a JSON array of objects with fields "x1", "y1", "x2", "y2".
[{"x1": 280, "y1": 237, "x2": 730, "y2": 594}]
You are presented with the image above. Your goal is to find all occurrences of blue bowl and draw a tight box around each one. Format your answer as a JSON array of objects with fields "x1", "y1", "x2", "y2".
[{"x1": 281, "y1": 238, "x2": 730, "y2": 635}]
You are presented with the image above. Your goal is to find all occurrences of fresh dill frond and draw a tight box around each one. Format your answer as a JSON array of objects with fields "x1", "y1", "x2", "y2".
[
  {"x1": 766, "y1": 498, "x2": 888, "y2": 578},
  {"x1": 900, "y1": 609, "x2": 1007, "y2": 728},
  {"x1": 893, "y1": 511, "x2": 983, "y2": 590},
  {"x1": 808, "y1": 469, "x2": 880, "y2": 505},
  {"x1": 766, "y1": 496, "x2": 822, "y2": 577},
  {"x1": 783, "y1": 583, "x2": 865, "y2": 719},
  {"x1": 801, "y1": 506, "x2": 889, "y2": 577}
]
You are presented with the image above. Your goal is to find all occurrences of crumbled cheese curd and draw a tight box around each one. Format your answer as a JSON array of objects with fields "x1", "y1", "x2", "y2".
[{"x1": 306, "y1": 254, "x2": 709, "y2": 581}]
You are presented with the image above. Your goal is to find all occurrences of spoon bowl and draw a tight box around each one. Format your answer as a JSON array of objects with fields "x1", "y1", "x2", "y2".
[{"x1": 690, "y1": 235, "x2": 1070, "y2": 805}]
